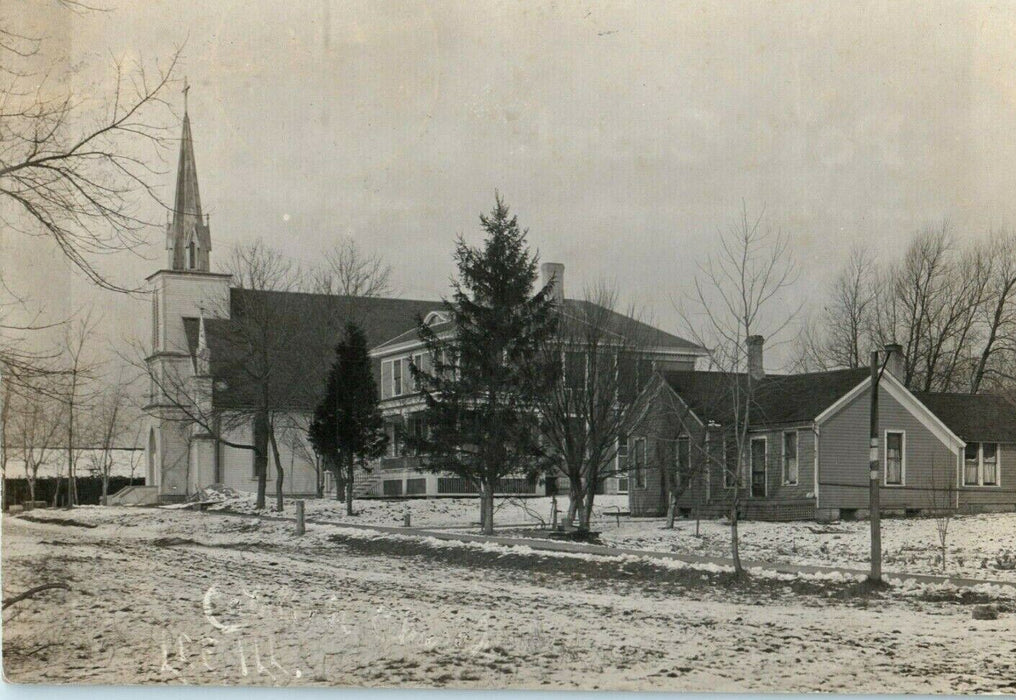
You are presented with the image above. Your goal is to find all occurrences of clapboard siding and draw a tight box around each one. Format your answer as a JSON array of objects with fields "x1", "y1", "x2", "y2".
[{"x1": 819, "y1": 387, "x2": 956, "y2": 510}]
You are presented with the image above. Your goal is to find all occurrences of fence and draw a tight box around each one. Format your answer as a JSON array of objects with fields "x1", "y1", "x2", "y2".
[{"x1": 2, "y1": 476, "x2": 146, "y2": 509}]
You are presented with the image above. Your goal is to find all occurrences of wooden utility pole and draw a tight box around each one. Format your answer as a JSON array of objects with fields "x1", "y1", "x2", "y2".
[{"x1": 869, "y1": 349, "x2": 882, "y2": 583}]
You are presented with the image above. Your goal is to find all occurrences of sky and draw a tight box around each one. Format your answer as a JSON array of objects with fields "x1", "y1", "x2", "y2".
[{"x1": 7, "y1": 0, "x2": 1016, "y2": 369}]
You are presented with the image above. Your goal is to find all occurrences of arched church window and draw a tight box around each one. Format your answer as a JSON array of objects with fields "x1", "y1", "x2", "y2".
[{"x1": 188, "y1": 240, "x2": 196, "y2": 269}]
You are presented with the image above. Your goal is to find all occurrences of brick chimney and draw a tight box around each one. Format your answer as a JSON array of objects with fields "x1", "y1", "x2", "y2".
[
  {"x1": 884, "y1": 343, "x2": 904, "y2": 381},
  {"x1": 747, "y1": 335, "x2": 765, "y2": 381},
  {"x1": 540, "y1": 262, "x2": 565, "y2": 304}
]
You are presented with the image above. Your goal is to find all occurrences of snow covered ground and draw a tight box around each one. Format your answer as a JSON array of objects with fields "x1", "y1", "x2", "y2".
[
  {"x1": 594, "y1": 513, "x2": 1016, "y2": 582},
  {"x1": 199, "y1": 492, "x2": 1016, "y2": 581},
  {"x1": 4, "y1": 506, "x2": 1016, "y2": 691},
  {"x1": 202, "y1": 492, "x2": 631, "y2": 529}
]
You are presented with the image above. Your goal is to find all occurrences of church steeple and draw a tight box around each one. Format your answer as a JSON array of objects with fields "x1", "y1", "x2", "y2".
[{"x1": 167, "y1": 80, "x2": 211, "y2": 271}]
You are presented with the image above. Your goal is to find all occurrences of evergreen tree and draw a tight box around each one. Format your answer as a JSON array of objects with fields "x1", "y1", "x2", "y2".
[
  {"x1": 309, "y1": 322, "x2": 387, "y2": 515},
  {"x1": 412, "y1": 194, "x2": 558, "y2": 534}
]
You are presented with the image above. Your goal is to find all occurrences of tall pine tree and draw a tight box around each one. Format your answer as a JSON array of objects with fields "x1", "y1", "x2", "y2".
[
  {"x1": 309, "y1": 322, "x2": 387, "y2": 515},
  {"x1": 412, "y1": 194, "x2": 558, "y2": 534}
]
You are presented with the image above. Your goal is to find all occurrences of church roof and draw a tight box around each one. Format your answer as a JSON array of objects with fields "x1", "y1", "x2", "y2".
[{"x1": 183, "y1": 288, "x2": 442, "y2": 411}]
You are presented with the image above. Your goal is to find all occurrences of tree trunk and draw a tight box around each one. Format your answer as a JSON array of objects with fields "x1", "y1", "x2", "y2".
[
  {"x1": 269, "y1": 427, "x2": 284, "y2": 512},
  {"x1": 666, "y1": 490, "x2": 677, "y2": 529},
  {"x1": 565, "y1": 478, "x2": 582, "y2": 530},
  {"x1": 579, "y1": 484, "x2": 595, "y2": 530},
  {"x1": 316, "y1": 463, "x2": 325, "y2": 498},
  {"x1": 480, "y1": 483, "x2": 494, "y2": 534},
  {"x1": 730, "y1": 499, "x2": 744, "y2": 577},
  {"x1": 254, "y1": 412, "x2": 269, "y2": 510},
  {"x1": 345, "y1": 452, "x2": 355, "y2": 516}
]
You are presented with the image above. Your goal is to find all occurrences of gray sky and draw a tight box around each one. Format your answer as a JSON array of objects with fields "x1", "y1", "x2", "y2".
[{"x1": 8, "y1": 0, "x2": 1016, "y2": 368}]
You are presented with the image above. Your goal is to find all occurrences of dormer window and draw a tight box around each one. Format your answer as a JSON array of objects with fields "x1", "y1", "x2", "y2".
[{"x1": 423, "y1": 311, "x2": 449, "y2": 326}]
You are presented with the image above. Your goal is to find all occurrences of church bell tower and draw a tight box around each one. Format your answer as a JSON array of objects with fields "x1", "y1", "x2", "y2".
[
  {"x1": 166, "y1": 80, "x2": 212, "y2": 272},
  {"x1": 145, "y1": 82, "x2": 232, "y2": 502}
]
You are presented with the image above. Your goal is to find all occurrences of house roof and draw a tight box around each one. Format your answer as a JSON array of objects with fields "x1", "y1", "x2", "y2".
[
  {"x1": 372, "y1": 298, "x2": 705, "y2": 354},
  {"x1": 184, "y1": 288, "x2": 442, "y2": 410},
  {"x1": 663, "y1": 367, "x2": 1016, "y2": 444},
  {"x1": 914, "y1": 392, "x2": 1016, "y2": 444},
  {"x1": 662, "y1": 368, "x2": 870, "y2": 428}
]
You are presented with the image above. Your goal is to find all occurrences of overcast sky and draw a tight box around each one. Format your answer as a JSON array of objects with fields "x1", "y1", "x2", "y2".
[{"x1": 8, "y1": 0, "x2": 1016, "y2": 368}]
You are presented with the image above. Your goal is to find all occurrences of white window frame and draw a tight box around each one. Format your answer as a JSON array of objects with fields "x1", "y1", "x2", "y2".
[
  {"x1": 883, "y1": 430, "x2": 905, "y2": 486},
  {"x1": 392, "y1": 357, "x2": 403, "y2": 397},
  {"x1": 963, "y1": 442, "x2": 1001, "y2": 487},
  {"x1": 409, "y1": 353, "x2": 424, "y2": 393},
  {"x1": 782, "y1": 430, "x2": 799, "y2": 486}
]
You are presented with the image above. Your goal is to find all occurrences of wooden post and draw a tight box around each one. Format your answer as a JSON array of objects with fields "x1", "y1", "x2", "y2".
[
  {"x1": 403, "y1": 506, "x2": 411, "y2": 528},
  {"x1": 869, "y1": 350, "x2": 882, "y2": 583},
  {"x1": 551, "y1": 495, "x2": 558, "y2": 530},
  {"x1": 295, "y1": 500, "x2": 305, "y2": 536}
]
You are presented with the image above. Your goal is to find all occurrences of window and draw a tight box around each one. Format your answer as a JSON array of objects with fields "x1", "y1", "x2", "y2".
[
  {"x1": 564, "y1": 351, "x2": 586, "y2": 391},
  {"x1": 984, "y1": 443, "x2": 999, "y2": 485},
  {"x1": 617, "y1": 432, "x2": 629, "y2": 471},
  {"x1": 616, "y1": 476, "x2": 629, "y2": 494},
  {"x1": 633, "y1": 437, "x2": 647, "y2": 489},
  {"x1": 188, "y1": 240, "x2": 196, "y2": 268},
  {"x1": 783, "y1": 431, "x2": 799, "y2": 485},
  {"x1": 676, "y1": 436, "x2": 690, "y2": 489},
  {"x1": 885, "y1": 431, "x2": 904, "y2": 485},
  {"x1": 964, "y1": 443, "x2": 980, "y2": 485},
  {"x1": 392, "y1": 358, "x2": 403, "y2": 396},
  {"x1": 408, "y1": 353, "x2": 424, "y2": 393},
  {"x1": 964, "y1": 442, "x2": 1001, "y2": 486},
  {"x1": 750, "y1": 436, "x2": 767, "y2": 498}
]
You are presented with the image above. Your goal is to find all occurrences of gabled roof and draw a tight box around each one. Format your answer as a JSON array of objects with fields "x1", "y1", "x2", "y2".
[
  {"x1": 184, "y1": 288, "x2": 442, "y2": 410},
  {"x1": 662, "y1": 368, "x2": 870, "y2": 428},
  {"x1": 915, "y1": 392, "x2": 1016, "y2": 444},
  {"x1": 372, "y1": 298, "x2": 705, "y2": 355}
]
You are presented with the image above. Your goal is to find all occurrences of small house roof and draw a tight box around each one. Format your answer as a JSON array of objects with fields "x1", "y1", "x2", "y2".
[
  {"x1": 914, "y1": 392, "x2": 1016, "y2": 444},
  {"x1": 662, "y1": 368, "x2": 870, "y2": 428}
]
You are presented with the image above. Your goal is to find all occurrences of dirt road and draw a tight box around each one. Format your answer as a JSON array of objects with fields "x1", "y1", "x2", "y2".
[{"x1": 2, "y1": 508, "x2": 1013, "y2": 692}]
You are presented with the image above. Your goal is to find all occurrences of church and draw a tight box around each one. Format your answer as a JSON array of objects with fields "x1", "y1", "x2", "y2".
[{"x1": 142, "y1": 105, "x2": 706, "y2": 503}]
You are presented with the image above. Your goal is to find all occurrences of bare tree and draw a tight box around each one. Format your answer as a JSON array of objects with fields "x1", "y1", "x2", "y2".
[
  {"x1": 796, "y1": 246, "x2": 876, "y2": 371},
  {"x1": 970, "y1": 230, "x2": 1016, "y2": 393},
  {"x1": 54, "y1": 308, "x2": 101, "y2": 508},
  {"x1": 0, "y1": 7, "x2": 181, "y2": 293},
  {"x1": 807, "y1": 225, "x2": 1012, "y2": 394},
  {"x1": 7, "y1": 382, "x2": 64, "y2": 502},
  {"x1": 221, "y1": 239, "x2": 314, "y2": 512},
  {"x1": 677, "y1": 203, "x2": 799, "y2": 577},
  {"x1": 307, "y1": 238, "x2": 394, "y2": 298},
  {"x1": 534, "y1": 281, "x2": 654, "y2": 530},
  {"x1": 84, "y1": 368, "x2": 137, "y2": 504},
  {"x1": 926, "y1": 457, "x2": 957, "y2": 573}
]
